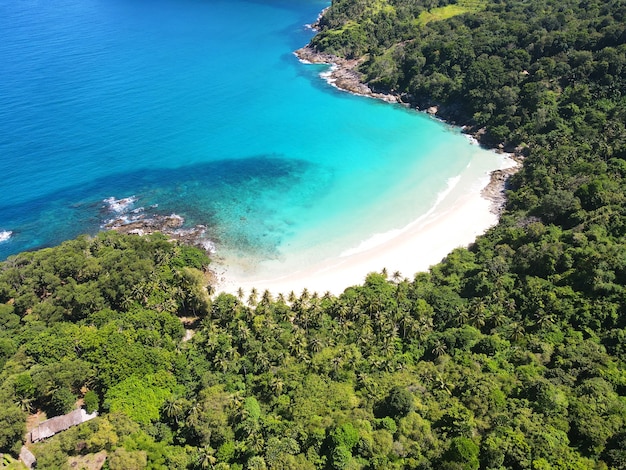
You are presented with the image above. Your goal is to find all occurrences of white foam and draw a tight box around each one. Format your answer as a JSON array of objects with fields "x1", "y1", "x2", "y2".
[
  {"x1": 201, "y1": 240, "x2": 216, "y2": 253},
  {"x1": 168, "y1": 213, "x2": 184, "y2": 224},
  {"x1": 103, "y1": 196, "x2": 137, "y2": 213},
  {"x1": 0, "y1": 230, "x2": 12, "y2": 243},
  {"x1": 339, "y1": 175, "x2": 462, "y2": 258},
  {"x1": 294, "y1": 51, "x2": 312, "y2": 64},
  {"x1": 433, "y1": 175, "x2": 461, "y2": 209},
  {"x1": 319, "y1": 65, "x2": 338, "y2": 87},
  {"x1": 463, "y1": 133, "x2": 480, "y2": 145}
]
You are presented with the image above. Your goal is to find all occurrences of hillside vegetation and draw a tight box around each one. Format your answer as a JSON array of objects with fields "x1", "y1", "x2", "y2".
[{"x1": 1, "y1": 0, "x2": 626, "y2": 468}]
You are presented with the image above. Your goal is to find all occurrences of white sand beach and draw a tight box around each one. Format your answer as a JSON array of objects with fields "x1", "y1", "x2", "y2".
[
  {"x1": 215, "y1": 153, "x2": 518, "y2": 297},
  {"x1": 208, "y1": 46, "x2": 522, "y2": 298}
]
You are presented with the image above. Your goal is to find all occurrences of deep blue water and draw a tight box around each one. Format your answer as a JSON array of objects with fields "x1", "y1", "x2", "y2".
[{"x1": 0, "y1": 0, "x2": 501, "y2": 272}]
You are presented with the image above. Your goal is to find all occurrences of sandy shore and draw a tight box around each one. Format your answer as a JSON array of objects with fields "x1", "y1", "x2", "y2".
[
  {"x1": 211, "y1": 45, "x2": 522, "y2": 297},
  {"x1": 215, "y1": 153, "x2": 518, "y2": 297}
]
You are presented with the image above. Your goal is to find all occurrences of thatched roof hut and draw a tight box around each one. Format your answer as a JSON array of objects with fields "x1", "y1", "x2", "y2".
[
  {"x1": 19, "y1": 446, "x2": 37, "y2": 469},
  {"x1": 30, "y1": 409, "x2": 98, "y2": 443}
]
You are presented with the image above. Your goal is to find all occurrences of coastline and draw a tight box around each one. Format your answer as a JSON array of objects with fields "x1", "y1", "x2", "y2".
[
  {"x1": 99, "y1": 44, "x2": 522, "y2": 299},
  {"x1": 216, "y1": 151, "x2": 516, "y2": 296},
  {"x1": 211, "y1": 46, "x2": 522, "y2": 296},
  {"x1": 295, "y1": 46, "x2": 402, "y2": 104},
  {"x1": 295, "y1": 45, "x2": 523, "y2": 213}
]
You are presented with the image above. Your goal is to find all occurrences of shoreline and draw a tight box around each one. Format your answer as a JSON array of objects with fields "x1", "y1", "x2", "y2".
[
  {"x1": 215, "y1": 152, "x2": 516, "y2": 296},
  {"x1": 294, "y1": 45, "x2": 523, "y2": 214},
  {"x1": 211, "y1": 46, "x2": 523, "y2": 296},
  {"x1": 99, "y1": 42, "x2": 522, "y2": 299}
]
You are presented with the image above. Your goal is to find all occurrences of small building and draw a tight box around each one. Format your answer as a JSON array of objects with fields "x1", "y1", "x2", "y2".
[
  {"x1": 30, "y1": 409, "x2": 98, "y2": 443},
  {"x1": 19, "y1": 446, "x2": 37, "y2": 469}
]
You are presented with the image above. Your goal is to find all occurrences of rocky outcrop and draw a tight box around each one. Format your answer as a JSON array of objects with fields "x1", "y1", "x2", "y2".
[
  {"x1": 106, "y1": 213, "x2": 215, "y2": 253},
  {"x1": 295, "y1": 46, "x2": 400, "y2": 103}
]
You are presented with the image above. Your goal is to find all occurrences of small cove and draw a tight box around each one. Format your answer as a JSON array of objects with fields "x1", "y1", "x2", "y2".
[{"x1": 0, "y1": 0, "x2": 508, "y2": 290}]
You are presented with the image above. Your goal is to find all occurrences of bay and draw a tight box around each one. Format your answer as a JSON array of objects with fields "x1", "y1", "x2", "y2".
[{"x1": 0, "y1": 0, "x2": 503, "y2": 287}]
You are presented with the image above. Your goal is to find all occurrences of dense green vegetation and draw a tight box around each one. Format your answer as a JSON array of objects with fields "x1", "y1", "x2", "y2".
[
  {"x1": 2, "y1": 0, "x2": 626, "y2": 468},
  {"x1": 3, "y1": 235, "x2": 626, "y2": 469}
]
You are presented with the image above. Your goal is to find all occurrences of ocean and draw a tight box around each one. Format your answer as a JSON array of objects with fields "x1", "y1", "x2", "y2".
[{"x1": 0, "y1": 0, "x2": 504, "y2": 285}]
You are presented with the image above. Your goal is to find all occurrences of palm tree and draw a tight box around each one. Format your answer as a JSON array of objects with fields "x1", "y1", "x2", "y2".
[
  {"x1": 15, "y1": 396, "x2": 34, "y2": 413},
  {"x1": 281, "y1": 308, "x2": 295, "y2": 324},
  {"x1": 300, "y1": 288, "x2": 310, "y2": 303},
  {"x1": 270, "y1": 377, "x2": 284, "y2": 395},
  {"x1": 534, "y1": 308, "x2": 556, "y2": 330},
  {"x1": 509, "y1": 321, "x2": 526, "y2": 342},
  {"x1": 334, "y1": 302, "x2": 350, "y2": 325},
  {"x1": 454, "y1": 307, "x2": 470, "y2": 327},
  {"x1": 309, "y1": 336, "x2": 324, "y2": 354},
  {"x1": 163, "y1": 397, "x2": 184, "y2": 425},
  {"x1": 246, "y1": 434, "x2": 265, "y2": 455},
  {"x1": 381, "y1": 334, "x2": 397, "y2": 358},
  {"x1": 469, "y1": 300, "x2": 487, "y2": 329},
  {"x1": 330, "y1": 355, "x2": 343, "y2": 378},
  {"x1": 505, "y1": 297, "x2": 516, "y2": 314},
  {"x1": 186, "y1": 401, "x2": 201, "y2": 428},
  {"x1": 197, "y1": 445, "x2": 217, "y2": 469},
  {"x1": 488, "y1": 307, "x2": 507, "y2": 330},
  {"x1": 229, "y1": 391, "x2": 245, "y2": 416},
  {"x1": 431, "y1": 339, "x2": 448, "y2": 358},
  {"x1": 435, "y1": 374, "x2": 452, "y2": 395},
  {"x1": 260, "y1": 289, "x2": 273, "y2": 306},
  {"x1": 247, "y1": 288, "x2": 259, "y2": 307},
  {"x1": 213, "y1": 355, "x2": 229, "y2": 373},
  {"x1": 288, "y1": 333, "x2": 307, "y2": 359},
  {"x1": 238, "y1": 417, "x2": 260, "y2": 438}
]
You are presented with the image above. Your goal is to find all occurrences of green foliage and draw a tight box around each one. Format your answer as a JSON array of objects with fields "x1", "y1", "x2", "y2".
[
  {"x1": 375, "y1": 416, "x2": 397, "y2": 434},
  {"x1": 443, "y1": 437, "x2": 480, "y2": 470},
  {"x1": 0, "y1": 399, "x2": 25, "y2": 454},
  {"x1": 329, "y1": 423, "x2": 360, "y2": 450},
  {"x1": 171, "y1": 244, "x2": 210, "y2": 270},
  {"x1": 104, "y1": 372, "x2": 175, "y2": 425},
  {"x1": 418, "y1": 0, "x2": 486, "y2": 26},
  {"x1": 50, "y1": 387, "x2": 76, "y2": 416},
  {"x1": 243, "y1": 396, "x2": 261, "y2": 421},
  {"x1": 3, "y1": 1, "x2": 626, "y2": 466},
  {"x1": 107, "y1": 447, "x2": 148, "y2": 470},
  {"x1": 84, "y1": 390, "x2": 99, "y2": 414},
  {"x1": 381, "y1": 386, "x2": 413, "y2": 418}
]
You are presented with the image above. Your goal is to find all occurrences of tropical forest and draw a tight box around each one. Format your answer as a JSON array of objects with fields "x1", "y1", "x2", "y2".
[{"x1": 1, "y1": 0, "x2": 626, "y2": 468}]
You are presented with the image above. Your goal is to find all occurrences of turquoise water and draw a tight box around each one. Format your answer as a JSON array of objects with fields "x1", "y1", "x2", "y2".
[{"x1": 0, "y1": 0, "x2": 501, "y2": 274}]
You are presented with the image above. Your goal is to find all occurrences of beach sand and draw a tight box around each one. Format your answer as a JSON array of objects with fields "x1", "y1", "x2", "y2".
[
  {"x1": 215, "y1": 153, "x2": 518, "y2": 297},
  {"x1": 211, "y1": 45, "x2": 521, "y2": 298}
]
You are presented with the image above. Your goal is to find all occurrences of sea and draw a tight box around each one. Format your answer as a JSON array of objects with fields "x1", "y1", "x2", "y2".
[{"x1": 0, "y1": 0, "x2": 505, "y2": 285}]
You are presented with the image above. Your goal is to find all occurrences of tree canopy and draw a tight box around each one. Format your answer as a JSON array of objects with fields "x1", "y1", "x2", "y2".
[{"x1": 2, "y1": 0, "x2": 626, "y2": 468}]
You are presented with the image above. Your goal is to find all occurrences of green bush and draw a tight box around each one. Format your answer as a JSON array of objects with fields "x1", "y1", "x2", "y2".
[
  {"x1": 51, "y1": 388, "x2": 76, "y2": 416},
  {"x1": 84, "y1": 390, "x2": 99, "y2": 414}
]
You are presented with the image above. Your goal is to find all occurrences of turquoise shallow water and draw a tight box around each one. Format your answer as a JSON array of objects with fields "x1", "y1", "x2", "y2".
[{"x1": 0, "y1": 0, "x2": 502, "y2": 273}]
